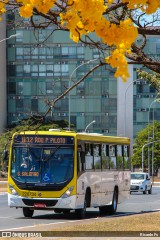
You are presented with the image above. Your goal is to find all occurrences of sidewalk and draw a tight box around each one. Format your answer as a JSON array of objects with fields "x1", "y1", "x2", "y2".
[
  {"x1": 151, "y1": 176, "x2": 160, "y2": 185},
  {"x1": 0, "y1": 177, "x2": 7, "y2": 192}
]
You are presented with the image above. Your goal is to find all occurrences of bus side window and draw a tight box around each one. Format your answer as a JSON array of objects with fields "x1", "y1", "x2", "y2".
[
  {"x1": 117, "y1": 145, "x2": 123, "y2": 169},
  {"x1": 123, "y1": 145, "x2": 130, "y2": 169},
  {"x1": 77, "y1": 145, "x2": 85, "y2": 173},
  {"x1": 93, "y1": 144, "x2": 101, "y2": 170},
  {"x1": 102, "y1": 144, "x2": 109, "y2": 169},
  {"x1": 109, "y1": 145, "x2": 116, "y2": 169},
  {"x1": 85, "y1": 144, "x2": 93, "y2": 170}
]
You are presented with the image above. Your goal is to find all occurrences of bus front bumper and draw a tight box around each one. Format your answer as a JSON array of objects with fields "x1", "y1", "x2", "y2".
[{"x1": 8, "y1": 193, "x2": 77, "y2": 210}]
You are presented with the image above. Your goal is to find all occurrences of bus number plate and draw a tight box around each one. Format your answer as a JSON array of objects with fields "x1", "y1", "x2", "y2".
[
  {"x1": 22, "y1": 192, "x2": 37, "y2": 197},
  {"x1": 34, "y1": 203, "x2": 46, "y2": 208}
]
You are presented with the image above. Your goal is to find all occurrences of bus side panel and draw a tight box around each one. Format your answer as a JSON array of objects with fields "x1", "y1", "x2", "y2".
[
  {"x1": 118, "y1": 171, "x2": 130, "y2": 203},
  {"x1": 76, "y1": 171, "x2": 115, "y2": 208},
  {"x1": 76, "y1": 172, "x2": 102, "y2": 208},
  {"x1": 100, "y1": 170, "x2": 116, "y2": 206},
  {"x1": 76, "y1": 170, "x2": 130, "y2": 209}
]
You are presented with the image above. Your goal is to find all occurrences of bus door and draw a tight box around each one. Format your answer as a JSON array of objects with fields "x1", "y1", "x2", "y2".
[
  {"x1": 101, "y1": 144, "x2": 115, "y2": 205},
  {"x1": 77, "y1": 143, "x2": 101, "y2": 207},
  {"x1": 85, "y1": 144, "x2": 101, "y2": 207}
]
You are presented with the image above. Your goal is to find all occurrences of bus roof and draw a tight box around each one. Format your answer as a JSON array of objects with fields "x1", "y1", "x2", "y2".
[
  {"x1": 13, "y1": 130, "x2": 130, "y2": 145},
  {"x1": 76, "y1": 133, "x2": 130, "y2": 145}
]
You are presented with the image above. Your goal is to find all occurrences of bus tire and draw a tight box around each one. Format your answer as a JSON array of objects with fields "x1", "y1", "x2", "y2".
[
  {"x1": 63, "y1": 209, "x2": 70, "y2": 215},
  {"x1": 75, "y1": 197, "x2": 87, "y2": 219},
  {"x1": 23, "y1": 207, "x2": 34, "y2": 218},
  {"x1": 54, "y1": 209, "x2": 62, "y2": 213},
  {"x1": 99, "y1": 205, "x2": 107, "y2": 215},
  {"x1": 107, "y1": 189, "x2": 118, "y2": 215},
  {"x1": 99, "y1": 189, "x2": 118, "y2": 215}
]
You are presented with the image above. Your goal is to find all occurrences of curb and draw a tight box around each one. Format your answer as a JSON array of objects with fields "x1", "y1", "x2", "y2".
[{"x1": 0, "y1": 181, "x2": 7, "y2": 192}]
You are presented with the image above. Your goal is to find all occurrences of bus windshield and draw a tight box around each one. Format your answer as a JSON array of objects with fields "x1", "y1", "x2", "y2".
[{"x1": 11, "y1": 145, "x2": 74, "y2": 184}]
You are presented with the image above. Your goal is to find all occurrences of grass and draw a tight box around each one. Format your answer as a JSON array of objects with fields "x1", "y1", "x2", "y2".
[
  {"x1": 44, "y1": 211, "x2": 160, "y2": 232},
  {"x1": 35, "y1": 211, "x2": 160, "y2": 238}
]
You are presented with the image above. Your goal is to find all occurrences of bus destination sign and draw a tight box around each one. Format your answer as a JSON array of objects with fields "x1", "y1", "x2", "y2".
[{"x1": 14, "y1": 135, "x2": 74, "y2": 145}]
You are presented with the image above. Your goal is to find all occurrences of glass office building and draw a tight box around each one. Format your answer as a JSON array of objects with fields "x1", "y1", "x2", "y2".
[
  {"x1": 133, "y1": 36, "x2": 160, "y2": 139},
  {"x1": 6, "y1": 12, "x2": 160, "y2": 140},
  {"x1": 6, "y1": 15, "x2": 117, "y2": 134}
]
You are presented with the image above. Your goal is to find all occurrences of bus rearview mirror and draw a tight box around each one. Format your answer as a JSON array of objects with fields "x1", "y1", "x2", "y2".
[{"x1": 3, "y1": 149, "x2": 8, "y2": 161}]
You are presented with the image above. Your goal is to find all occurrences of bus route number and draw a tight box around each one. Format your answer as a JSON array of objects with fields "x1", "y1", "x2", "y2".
[{"x1": 22, "y1": 192, "x2": 37, "y2": 197}]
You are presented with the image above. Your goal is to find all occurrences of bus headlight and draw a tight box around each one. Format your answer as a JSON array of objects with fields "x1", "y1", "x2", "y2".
[
  {"x1": 9, "y1": 184, "x2": 19, "y2": 196},
  {"x1": 61, "y1": 186, "x2": 74, "y2": 198}
]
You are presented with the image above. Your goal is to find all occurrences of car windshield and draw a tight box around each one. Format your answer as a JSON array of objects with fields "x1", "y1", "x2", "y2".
[
  {"x1": 11, "y1": 145, "x2": 74, "y2": 184},
  {"x1": 131, "y1": 173, "x2": 145, "y2": 180}
]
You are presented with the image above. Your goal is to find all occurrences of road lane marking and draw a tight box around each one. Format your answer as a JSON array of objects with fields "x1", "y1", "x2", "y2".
[
  {"x1": 0, "y1": 216, "x2": 106, "y2": 231},
  {"x1": 1, "y1": 208, "x2": 160, "y2": 232},
  {"x1": 3, "y1": 209, "x2": 160, "y2": 231}
]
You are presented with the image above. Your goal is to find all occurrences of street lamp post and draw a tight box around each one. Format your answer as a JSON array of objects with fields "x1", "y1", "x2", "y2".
[
  {"x1": 68, "y1": 59, "x2": 98, "y2": 130},
  {"x1": 148, "y1": 98, "x2": 160, "y2": 176},
  {"x1": 142, "y1": 142, "x2": 149, "y2": 172},
  {"x1": 124, "y1": 79, "x2": 141, "y2": 136},
  {"x1": 142, "y1": 140, "x2": 160, "y2": 180},
  {"x1": 85, "y1": 120, "x2": 96, "y2": 132},
  {"x1": 0, "y1": 33, "x2": 21, "y2": 43}
]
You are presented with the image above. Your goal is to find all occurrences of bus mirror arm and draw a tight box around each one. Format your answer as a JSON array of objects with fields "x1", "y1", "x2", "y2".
[
  {"x1": 80, "y1": 151, "x2": 85, "y2": 164},
  {"x1": 3, "y1": 149, "x2": 8, "y2": 161}
]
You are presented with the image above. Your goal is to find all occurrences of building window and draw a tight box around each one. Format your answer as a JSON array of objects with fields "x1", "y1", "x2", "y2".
[
  {"x1": 46, "y1": 48, "x2": 53, "y2": 59},
  {"x1": 16, "y1": 48, "x2": 23, "y2": 59},
  {"x1": 16, "y1": 30, "x2": 23, "y2": 42},
  {"x1": 24, "y1": 65, "x2": 31, "y2": 76},
  {"x1": 31, "y1": 48, "x2": 38, "y2": 59},
  {"x1": 77, "y1": 47, "x2": 84, "y2": 58},
  {"x1": 46, "y1": 65, "x2": 54, "y2": 76},
  {"x1": 39, "y1": 64, "x2": 46, "y2": 76},
  {"x1": 31, "y1": 99, "x2": 38, "y2": 112},
  {"x1": 16, "y1": 99, "x2": 23, "y2": 111},
  {"x1": 7, "y1": 65, "x2": 16, "y2": 77},
  {"x1": 23, "y1": 99, "x2": 31, "y2": 112},
  {"x1": 16, "y1": 65, "x2": 23, "y2": 76},
  {"x1": 17, "y1": 82, "x2": 23, "y2": 95},
  {"x1": 31, "y1": 65, "x2": 38, "y2": 77},
  {"x1": 8, "y1": 82, "x2": 16, "y2": 94},
  {"x1": 39, "y1": 48, "x2": 46, "y2": 59},
  {"x1": 24, "y1": 48, "x2": 31, "y2": 60},
  {"x1": 54, "y1": 48, "x2": 61, "y2": 56},
  {"x1": 46, "y1": 82, "x2": 53, "y2": 94}
]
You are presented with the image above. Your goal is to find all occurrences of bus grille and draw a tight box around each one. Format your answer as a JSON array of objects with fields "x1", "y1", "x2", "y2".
[{"x1": 22, "y1": 199, "x2": 58, "y2": 207}]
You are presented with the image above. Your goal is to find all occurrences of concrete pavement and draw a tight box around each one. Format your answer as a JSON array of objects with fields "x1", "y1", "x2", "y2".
[{"x1": 0, "y1": 179, "x2": 7, "y2": 192}]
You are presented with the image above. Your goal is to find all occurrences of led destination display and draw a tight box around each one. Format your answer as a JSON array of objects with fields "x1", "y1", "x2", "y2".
[{"x1": 13, "y1": 135, "x2": 74, "y2": 145}]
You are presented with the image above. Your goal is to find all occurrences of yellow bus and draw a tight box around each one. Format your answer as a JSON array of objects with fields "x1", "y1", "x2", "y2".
[{"x1": 8, "y1": 129, "x2": 130, "y2": 218}]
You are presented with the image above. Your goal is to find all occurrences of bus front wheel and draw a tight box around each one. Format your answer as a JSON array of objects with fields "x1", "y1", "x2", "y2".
[
  {"x1": 75, "y1": 198, "x2": 87, "y2": 219},
  {"x1": 23, "y1": 207, "x2": 34, "y2": 218}
]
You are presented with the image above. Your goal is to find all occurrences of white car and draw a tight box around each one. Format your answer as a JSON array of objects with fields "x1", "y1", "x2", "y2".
[{"x1": 130, "y1": 172, "x2": 152, "y2": 194}]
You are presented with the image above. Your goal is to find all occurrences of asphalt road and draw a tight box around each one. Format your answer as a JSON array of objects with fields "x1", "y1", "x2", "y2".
[{"x1": 0, "y1": 186, "x2": 160, "y2": 231}]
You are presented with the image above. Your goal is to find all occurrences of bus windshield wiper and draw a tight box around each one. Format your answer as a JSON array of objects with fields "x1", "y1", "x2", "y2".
[{"x1": 43, "y1": 145, "x2": 61, "y2": 162}]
